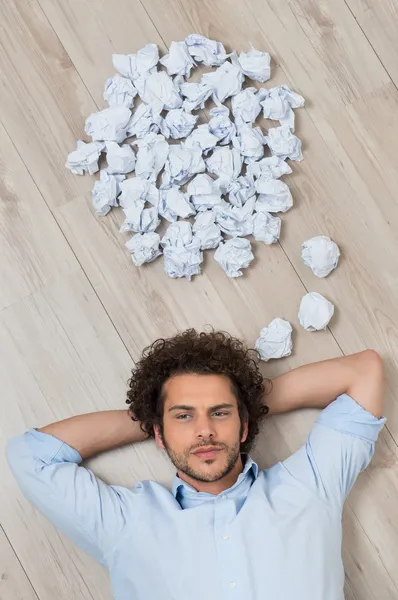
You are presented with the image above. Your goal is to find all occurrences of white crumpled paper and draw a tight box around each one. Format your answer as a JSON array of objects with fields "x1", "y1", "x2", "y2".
[
  {"x1": 301, "y1": 236, "x2": 340, "y2": 278},
  {"x1": 112, "y1": 44, "x2": 159, "y2": 80},
  {"x1": 160, "y1": 41, "x2": 196, "y2": 77},
  {"x1": 233, "y1": 124, "x2": 265, "y2": 163},
  {"x1": 265, "y1": 125, "x2": 303, "y2": 161},
  {"x1": 105, "y1": 141, "x2": 136, "y2": 174},
  {"x1": 193, "y1": 211, "x2": 223, "y2": 250},
  {"x1": 91, "y1": 169, "x2": 124, "y2": 216},
  {"x1": 160, "y1": 108, "x2": 198, "y2": 139},
  {"x1": 85, "y1": 106, "x2": 133, "y2": 143},
  {"x1": 185, "y1": 34, "x2": 227, "y2": 67},
  {"x1": 120, "y1": 203, "x2": 160, "y2": 234},
  {"x1": 163, "y1": 144, "x2": 205, "y2": 185},
  {"x1": 158, "y1": 185, "x2": 196, "y2": 221},
  {"x1": 125, "y1": 232, "x2": 162, "y2": 266},
  {"x1": 253, "y1": 211, "x2": 281, "y2": 244},
  {"x1": 230, "y1": 45, "x2": 271, "y2": 82},
  {"x1": 67, "y1": 36, "x2": 311, "y2": 282},
  {"x1": 214, "y1": 238, "x2": 254, "y2": 277},
  {"x1": 180, "y1": 81, "x2": 213, "y2": 112},
  {"x1": 247, "y1": 155, "x2": 292, "y2": 180},
  {"x1": 127, "y1": 103, "x2": 162, "y2": 138},
  {"x1": 227, "y1": 176, "x2": 255, "y2": 208},
  {"x1": 66, "y1": 140, "x2": 104, "y2": 175},
  {"x1": 206, "y1": 147, "x2": 243, "y2": 185},
  {"x1": 261, "y1": 85, "x2": 305, "y2": 131},
  {"x1": 133, "y1": 132, "x2": 169, "y2": 181},
  {"x1": 298, "y1": 292, "x2": 335, "y2": 331},
  {"x1": 255, "y1": 318, "x2": 293, "y2": 361},
  {"x1": 231, "y1": 87, "x2": 264, "y2": 126},
  {"x1": 161, "y1": 221, "x2": 203, "y2": 280},
  {"x1": 184, "y1": 123, "x2": 219, "y2": 154},
  {"x1": 208, "y1": 106, "x2": 236, "y2": 145},
  {"x1": 134, "y1": 71, "x2": 182, "y2": 110},
  {"x1": 254, "y1": 178, "x2": 293, "y2": 213},
  {"x1": 214, "y1": 196, "x2": 255, "y2": 237},
  {"x1": 187, "y1": 173, "x2": 222, "y2": 211},
  {"x1": 202, "y1": 61, "x2": 244, "y2": 104},
  {"x1": 103, "y1": 74, "x2": 138, "y2": 108},
  {"x1": 118, "y1": 177, "x2": 159, "y2": 208}
]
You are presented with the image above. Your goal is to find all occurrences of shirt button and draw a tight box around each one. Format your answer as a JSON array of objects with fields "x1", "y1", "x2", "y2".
[
  {"x1": 230, "y1": 582, "x2": 236, "y2": 589},
  {"x1": 221, "y1": 494, "x2": 227, "y2": 499},
  {"x1": 222, "y1": 535, "x2": 230, "y2": 540}
]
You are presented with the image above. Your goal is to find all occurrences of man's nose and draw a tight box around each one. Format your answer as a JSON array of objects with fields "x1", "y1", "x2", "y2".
[{"x1": 195, "y1": 415, "x2": 216, "y2": 438}]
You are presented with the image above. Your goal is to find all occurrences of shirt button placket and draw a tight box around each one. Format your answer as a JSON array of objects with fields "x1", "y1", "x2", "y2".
[{"x1": 215, "y1": 494, "x2": 238, "y2": 594}]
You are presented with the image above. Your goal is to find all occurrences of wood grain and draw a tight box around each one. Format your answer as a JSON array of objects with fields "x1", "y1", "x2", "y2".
[
  {"x1": 0, "y1": 527, "x2": 39, "y2": 600},
  {"x1": 344, "y1": 0, "x2": 398, "y2": 88}
]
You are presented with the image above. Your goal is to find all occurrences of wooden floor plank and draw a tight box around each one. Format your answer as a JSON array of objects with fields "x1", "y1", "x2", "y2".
[
  {"x1": 344, "y1": 0, "x2": 398, "y2": 88},
  {"x1": 0, "y1": 0, "x2": 95, "y2": 207},
  {"x1": 0, "y1": 121, "x2": 77, "y2": 311},
  {"x1": 0, "y1": 527, "x2": 39, "y2": 600}
]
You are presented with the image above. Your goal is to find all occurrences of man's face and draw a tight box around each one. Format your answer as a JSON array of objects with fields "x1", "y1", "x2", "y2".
[{"x1": 154, "y1": 373, "x2": 248, "y2": 483}]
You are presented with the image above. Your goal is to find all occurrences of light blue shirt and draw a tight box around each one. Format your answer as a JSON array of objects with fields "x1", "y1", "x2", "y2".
[{"x1": 6, "y1": 394, "x2": 385, "y2": 600}]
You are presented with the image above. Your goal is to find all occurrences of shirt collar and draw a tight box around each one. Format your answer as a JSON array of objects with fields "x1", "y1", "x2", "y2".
[{"x1": 171, "y1": 453, "x2": 259, "y2": 498}]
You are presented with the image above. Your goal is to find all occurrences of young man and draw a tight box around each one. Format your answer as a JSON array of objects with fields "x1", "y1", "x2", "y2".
[{"x1": 7, "y1": 329, "x2": 385, "y2": 600}]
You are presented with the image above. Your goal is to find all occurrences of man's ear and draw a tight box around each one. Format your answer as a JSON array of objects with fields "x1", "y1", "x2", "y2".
[
  {"x1": 241, "y1": 420, "x2": 249, "y2": 444},
  {"x1": 154, "y1": 425, "x2": 165, "y2": 450}
]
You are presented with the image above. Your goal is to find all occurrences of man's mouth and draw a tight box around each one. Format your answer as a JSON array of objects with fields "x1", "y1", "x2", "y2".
[{"x1": 192, "y1": 447, "x2": 222, "y2": 460}]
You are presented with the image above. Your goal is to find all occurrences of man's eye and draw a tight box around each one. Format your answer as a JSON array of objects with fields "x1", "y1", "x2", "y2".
[{"x1": 176, "y1": 412, "x2": 229, "y2": 420}]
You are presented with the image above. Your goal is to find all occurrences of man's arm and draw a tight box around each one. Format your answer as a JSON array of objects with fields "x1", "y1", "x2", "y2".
[
  {"x1": 266, "y1": 349, "x2": 384, "y2": 418},
  {"x1": 7, "y1": 410, "x2": 148, "y2": 562},
  {"x1": 39, "y1": 409, "x2": 148, "y2": 460},
  {"x1": 274, "y1": 351, "x2": 386, "y2": 507}
]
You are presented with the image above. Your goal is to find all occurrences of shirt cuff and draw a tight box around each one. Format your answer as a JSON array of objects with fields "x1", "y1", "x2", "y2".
[
  {"x1": 27, "y1": 428, "x2": 83, "y2": 464},
  {"x1": 316, "y1": 393, "x2": 386, "y2": 443}
]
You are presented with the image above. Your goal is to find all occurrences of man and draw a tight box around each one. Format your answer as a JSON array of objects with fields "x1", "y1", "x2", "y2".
[{"x1": 7, "y1": 329, "x2": 385, "y2": 600}]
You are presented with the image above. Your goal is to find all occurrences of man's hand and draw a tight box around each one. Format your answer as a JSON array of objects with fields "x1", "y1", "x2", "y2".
[
  {"x1": 266, "y1": 350, "x2": 384, "y2": 418},
  {"x1": 39, "y1": 410, "x2": 148, "y2": 460}
]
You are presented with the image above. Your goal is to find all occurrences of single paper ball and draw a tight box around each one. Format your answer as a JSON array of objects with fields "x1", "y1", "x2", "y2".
[
  {"x1": 255, "y1": 318, "x2": 293, "y2": 361},
  {"x1": 302, "y1": 236, "x2": 340, "y2": 278},
  {"x1": 298, "y1": 292, "x2": 334, "y2": 331}
]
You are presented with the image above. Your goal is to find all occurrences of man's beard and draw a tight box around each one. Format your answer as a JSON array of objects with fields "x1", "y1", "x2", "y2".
[{"x1": 161, "y1": 433, "x2": 241, "y2": 483}]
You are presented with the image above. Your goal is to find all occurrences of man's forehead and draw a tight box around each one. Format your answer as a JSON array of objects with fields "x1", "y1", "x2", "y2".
[{"x1": 162, "y1": 373, "x2": 236, "y2": 406}]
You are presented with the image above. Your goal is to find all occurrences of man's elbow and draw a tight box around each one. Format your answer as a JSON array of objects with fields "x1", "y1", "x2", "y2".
[
  {"x1": 353, "y1": 349, "x2": 385, "y2": 417},
  {"x1": 359, "y1": 349, "x2": 384, "y2": 376}
]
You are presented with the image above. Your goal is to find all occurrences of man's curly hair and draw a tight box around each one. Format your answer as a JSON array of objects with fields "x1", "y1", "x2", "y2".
[{"x1": 126, "y1": 329, "x2": 270, "y2": 453}]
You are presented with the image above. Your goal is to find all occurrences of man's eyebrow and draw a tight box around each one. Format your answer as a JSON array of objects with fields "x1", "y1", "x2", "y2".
[{"x1": 168, "y1": 403, "x2": 235, "y2": 413}]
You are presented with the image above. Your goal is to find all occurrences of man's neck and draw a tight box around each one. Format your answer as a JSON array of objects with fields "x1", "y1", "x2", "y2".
[{"x1": 177, "y1": 454, "x2": 245, "y2": 495}]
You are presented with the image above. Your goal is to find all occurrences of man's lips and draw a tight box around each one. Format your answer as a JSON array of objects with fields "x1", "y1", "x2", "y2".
[{"x1": 192, "y1": 447, "x2": 222, "y2": 459}]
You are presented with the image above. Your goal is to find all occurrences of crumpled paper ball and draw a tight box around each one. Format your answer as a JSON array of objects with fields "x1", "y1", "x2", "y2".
[
  {"x1": 302, "y1": 236, "x2": 340, "y2": 278},
  {"x1": 298, "y1": 292, "x2": 334, "y2": 331},
  {"x1": 255, "y1": 318, "x2": 293, "y2": 361}
]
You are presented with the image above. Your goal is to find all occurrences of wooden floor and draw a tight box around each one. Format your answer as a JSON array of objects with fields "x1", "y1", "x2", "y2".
[{"x1": 1, "y1": 0, "x2": 398, "y2": 597}]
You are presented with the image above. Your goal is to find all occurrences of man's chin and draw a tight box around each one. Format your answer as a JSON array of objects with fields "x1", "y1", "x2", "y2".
[
  {"x1": 184, "y1": 453, "x2": 236, "y2": 483},
  {"x1": 163, "y1": 439, "x2": 241, "y2": 483}
]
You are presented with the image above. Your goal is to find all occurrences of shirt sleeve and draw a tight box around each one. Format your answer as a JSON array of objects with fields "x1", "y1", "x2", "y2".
[
  {"x1": 281, "y1": 394, "x2": 386, "y2": 508},
  {"x1": 6, "y1": 429, "x2": 135, "y2": 564}
]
